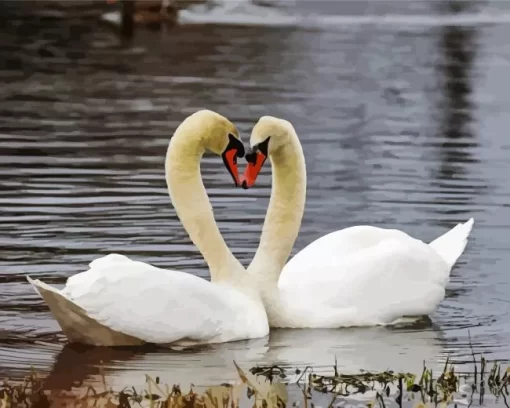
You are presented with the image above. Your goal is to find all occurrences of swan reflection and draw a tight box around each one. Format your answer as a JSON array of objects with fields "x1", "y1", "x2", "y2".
[{"x1": 43, "y1": 319, "x2": 445, "y2": 392}]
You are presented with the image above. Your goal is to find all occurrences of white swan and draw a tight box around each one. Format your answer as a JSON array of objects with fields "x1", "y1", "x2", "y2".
[
  {"x1": 26, "y1": 110, "x2": 269, "y2": 347},
  {"x1": 241, "y1": 115, "x2": 474, "y2": 328}
]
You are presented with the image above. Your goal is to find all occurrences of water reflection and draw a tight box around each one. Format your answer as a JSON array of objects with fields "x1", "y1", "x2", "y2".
[
  {"x1": 37, "y1": 321, "x2": 445, "y2": 391},
  {"x1": 430, "y1": 0, "x2": 487, "y2": 224},
  {"x1": 1, "y1": 0, "x2": 510, "y2": 382}
]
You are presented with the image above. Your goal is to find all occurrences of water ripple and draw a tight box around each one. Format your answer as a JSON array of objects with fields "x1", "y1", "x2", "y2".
[{"x1": 0, "y1": 0, "x2": 509, "y2": 387}]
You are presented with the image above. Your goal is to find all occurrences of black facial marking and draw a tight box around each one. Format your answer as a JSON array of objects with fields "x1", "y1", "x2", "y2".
[
  {"x1": 245, "y1": 136, "x2": 270, "y2": 164},
  {"x1": 258, "y1": 137, "x2": 270, "y2": 156},
  {"x1": 224, "y1": 133, "x2": 245, "y2": 157},
  {"x1": 221, "y1": 134, "x2": 245, "y2": 186}
]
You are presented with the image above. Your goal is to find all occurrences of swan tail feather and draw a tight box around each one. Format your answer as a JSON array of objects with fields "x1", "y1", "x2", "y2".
[
  {"x1": 428, "y1": 218, "x2": 474, "y2": 270},
  {"x1": 26, "y1": 275, "x2": 144, "y2": 347}
]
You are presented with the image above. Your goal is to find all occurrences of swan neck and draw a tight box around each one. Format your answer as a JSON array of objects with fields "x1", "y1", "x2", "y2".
[
  {"x1": 165, "y1": 135, "x2": 245, "y2": 283},
  {"x1": 254, "y1": 283, "x2": 308, "y2": 328},
  {"x1": 248, "y1": 133, "x2": 306, "y2": 283}
]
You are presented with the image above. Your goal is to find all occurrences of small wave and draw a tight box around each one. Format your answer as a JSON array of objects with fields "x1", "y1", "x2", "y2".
[
  {"x1": 179, "y1": 1, "x2": 510, "y2": 29},
  {"x1": 179, "y1": 0, "x2": 297, "y2": 26}
]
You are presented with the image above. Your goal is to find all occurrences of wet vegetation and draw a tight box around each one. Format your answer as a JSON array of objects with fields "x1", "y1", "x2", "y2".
[{"x1": 1, "y1": 355, "x2": 509, "y2": 408}]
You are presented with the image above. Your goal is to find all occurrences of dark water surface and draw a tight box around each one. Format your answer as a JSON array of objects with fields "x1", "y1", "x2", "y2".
[{"x1": 1, "y1": 0, "x2": 510, "y2": 392}]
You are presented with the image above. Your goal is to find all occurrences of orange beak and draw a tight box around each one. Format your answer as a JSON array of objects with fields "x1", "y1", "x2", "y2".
[
  {"x1": 222, "y1": 148, "x2": 241, "y2": 186},
  {"x1": 221, "y1": 134, "x2": 245, "y2": 187},
  {"x1": 240, "y1": 150, "x2": 267, "y2": 189}
]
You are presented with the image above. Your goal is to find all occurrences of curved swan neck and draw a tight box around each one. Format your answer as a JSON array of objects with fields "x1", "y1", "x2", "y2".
[
  {"x1": 247, "y1": 129, "x2": 306, "y2": 283},
  {"x1": 165, "y1": 131, "x2": 245, "y2": 283}
]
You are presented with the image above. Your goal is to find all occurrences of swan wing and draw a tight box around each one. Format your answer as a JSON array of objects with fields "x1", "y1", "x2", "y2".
[
  {"x1": 37, "y1": 254, "x2": 267, "y2": 344},
  {"x1": 279, "y1": 238, "x2": 450, "y2": 324},
  {"x1": 279, "y1": 226, "x2": 419, "y2": 286}
]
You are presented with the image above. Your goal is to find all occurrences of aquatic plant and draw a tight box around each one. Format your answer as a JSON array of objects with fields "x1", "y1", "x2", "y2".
[{"x1": 0, "y1": 355, "x2": 508, "y2": 408}]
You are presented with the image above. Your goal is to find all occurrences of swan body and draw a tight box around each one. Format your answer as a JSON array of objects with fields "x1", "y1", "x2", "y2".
[
  {"x1": 275, "y1": 220, "x2": 473, "y2": 328},
  {"x1": 27, "y1": 110, "x2": 269, "y2": 346},
  {"x1": 279, "y1": 219, "x2": 474, "y2": 287},
  {"x1": 28, "y1": 254, "x2": 267, "y2": 346},
  {"x1": 242, "y1": 116, "x2": 474, "y2": 329}
]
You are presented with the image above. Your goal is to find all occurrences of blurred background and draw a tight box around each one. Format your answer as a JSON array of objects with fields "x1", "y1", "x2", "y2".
[{"x1": 1, "y1": 0, "x2": 510, "y2": 393}]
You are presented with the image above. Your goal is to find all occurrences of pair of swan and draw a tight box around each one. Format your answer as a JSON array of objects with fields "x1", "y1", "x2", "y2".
[{"x1": 27, "y1": 110, "x2": 474, "y2": 346}]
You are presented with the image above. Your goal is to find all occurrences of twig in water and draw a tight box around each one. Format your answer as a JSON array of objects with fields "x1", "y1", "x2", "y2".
[
  {"x1": 396, "y1": 376, "x2": 403, "y2": 408},
  {"x1": 376, "y1": 391, "x2": 386, "y2": 408},
  {"x1": 480, "y1": 356, "x2": 486, "y2": 406},
  {"x1": 468, "y1": 329, "x2": 478, "y2": 391},
  {"x1": 296, "y1": 366, "x2": 312, "y2": 386},
  {"x1": 327, "y1": 392, "x2": 337, "y2": 408}
]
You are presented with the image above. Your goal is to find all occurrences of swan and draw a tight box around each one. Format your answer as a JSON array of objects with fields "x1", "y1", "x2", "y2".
[
  {"x1": 240, "y1": 115, "x2": 474, "y2": 328},
  {"x1": 26, "y1": 110, "x2": 269, "y2": 347}
]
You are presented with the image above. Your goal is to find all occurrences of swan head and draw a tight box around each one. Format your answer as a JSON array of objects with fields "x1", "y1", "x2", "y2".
[
  {"x1": 241, "y1": 116, "x2": 294, "y2": 189},
  {"x1": 179, "y1": 110, "x2": 246, "y2": 186}
]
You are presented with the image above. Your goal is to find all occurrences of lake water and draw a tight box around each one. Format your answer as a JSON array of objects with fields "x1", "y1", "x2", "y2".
[{"x1": 1, "y1": 0, "x2": 510, "y2": 394}]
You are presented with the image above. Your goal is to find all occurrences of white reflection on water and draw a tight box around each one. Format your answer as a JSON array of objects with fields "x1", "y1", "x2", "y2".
[{"x1": 31, "y1": 321, "x2": 445, "y2": 391}]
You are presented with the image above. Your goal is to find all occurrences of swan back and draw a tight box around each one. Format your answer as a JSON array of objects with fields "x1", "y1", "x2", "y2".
[
  {"x1": 277, "y1": 237, "x2": 450, "y2": 327},
  {"x1": 60, "y1": 255, "x2": 269, "y2": 344}
]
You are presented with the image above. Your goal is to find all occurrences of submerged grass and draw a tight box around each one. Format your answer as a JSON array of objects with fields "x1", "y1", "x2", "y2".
[{"x1": 1, "y1": 355, "x2": 509, "y2": 408}]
